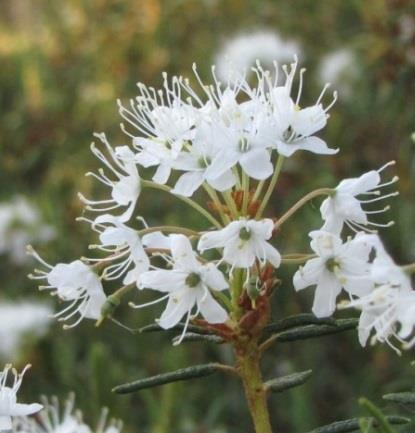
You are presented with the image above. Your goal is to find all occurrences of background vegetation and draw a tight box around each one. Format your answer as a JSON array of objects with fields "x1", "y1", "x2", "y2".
[{"x1": 0, "y1": 0, "x2": 414, "y2": 432}]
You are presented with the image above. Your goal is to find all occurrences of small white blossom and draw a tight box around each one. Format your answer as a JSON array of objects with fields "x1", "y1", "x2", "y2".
[
  {"x1": 320, "y1": 161, "x2": 399, "y2": 234},
  {"x1": 82, "y1": 214, "x2": 150, "y2": 287},
  {"x1": 0, "y1": 197, "x2": 55, "y2": 265},
  {"x1": 214, "y1": 30, "x2": 302, "y2": 84},
  {"x1": 28, "y1": 248, "x2": 106, "y2": 328},
  {"x1": 340, "y1": 236, "x2": 415, "y2": 351},
  {"x1": 14, "y1": 393, "x2": 123, "y2": 433},
  {"x1": 293, "y1": 230, "x2": 374, "y2": 318},
  {"x1": 0, "y1": 364, "x2": 42, "y2": 430},
  {"x1": 198, "y1": 219, "x2": 281, "y2": 269},
  {"x1": 139, "y1": 234, "x2": 228, "y2": 338},
  {"x1": 318, "y1": 49, "x2": 358, "y2": 98},
  {"x1": 79, "y1": 133, "x2": 141, "y2": 223},
  {"x1": 261, "y1": 58, "x2": 338, "y2": 157},
  {"x1": 0, "y1": 301, "x2": 52, "y2": 359}
]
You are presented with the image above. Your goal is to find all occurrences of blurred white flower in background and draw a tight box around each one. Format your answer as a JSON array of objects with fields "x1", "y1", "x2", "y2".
[
  {"x1": 0, "y1": 301, "x2": 52, "y2": 360},
  {"x1": 214, "y1": 30, "x2": 302, "y2": 83},
  {"x1": 318, "y1": 49, "x2": 358, "y2": 98},
  {"x1": 0, "y1": 196, "x2": 55, "y2": 265},
  {"x1": 14, "y1": 392, "x2": 123, "y2": 433}
]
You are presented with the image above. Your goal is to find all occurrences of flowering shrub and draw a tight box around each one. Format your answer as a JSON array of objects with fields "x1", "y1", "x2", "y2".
[{"x1": 19, "y1": 57, "x2": 415, "y2": 432}]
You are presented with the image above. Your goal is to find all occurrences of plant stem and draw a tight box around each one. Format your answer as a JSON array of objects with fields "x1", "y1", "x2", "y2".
[
  {"x1": 142, "y1": 180, "x2": 222, "y2": 228},
  {"x1": 236, "y1": 342, "x2": 273, "y2": 433},
  {"x1": 402, "y1": 262, "x2": 415, "y2": 274},
  {"x1": 274, "y1": 188, "x2": 333, "y2": 229},
  {"x1": 203, "y1": 184, "x2": 231, "y2": 225},
  {"x1": 138, "y1": 225, "x2": 199, "y2": 237},
  {"x1": 256, "y1": 155, "x2": 285, "y2": 218}
]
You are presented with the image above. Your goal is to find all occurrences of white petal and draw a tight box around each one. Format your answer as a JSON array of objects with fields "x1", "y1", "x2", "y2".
[
  {"x1": 9, "y1": 402, "x2": 43, "y2": 416},
  {"x1": 197, "y1": 290, "x2": 228, "y2": 323},
  {"x1": 240, "y1": 148, "x2": 273, "y2": 180},
  {"x1": 140, "y1": 270, "x2": 186, "y2": 292},
  {"x1": 152, "y1": 164, "x2": 171, "y2": 184},
  {"x1": 171, "y1": 171, "x2": 204, "y2": 197},
  {"x1": 293, "y1": 258, "x2": 324, "y2": 291},
  {"x1": 312, "y1": 272, "x2": 342, "y2": 318},
  {"x1": 207, "y1": 169, "x2": 236, "y2": 192},
  {"x1": 292, "y1": 136, "x2": 338, "y2": 155},
  {"x1": 201, "y1": 263, "x2": 228, "y2": 291},
  {"x1": 170, "y1": 234, "x2": 200, "y2": 271},
  {"x1": 0, "y1": 416, "x2": 11, "y2": 430},
  {"x1": 291, "y1": 105, "x2": 327, "y2": 136},
  {"x1": 158, "y1": 291, "x2": 196, "y2": 329}
]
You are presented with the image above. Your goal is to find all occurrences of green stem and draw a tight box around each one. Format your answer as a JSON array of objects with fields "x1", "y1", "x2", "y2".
[
  {"x1": 252, "y1": 180, "x2": 265, "y2": 203},
  {"x1": 230, "y1": 269, "x2": 245, "y2": 320},
  {"x1": 281, "y1": 254, "x2": 316, "y2": 265},
  {"x1": 138, "y1": 225, "x2": 199, "y2": 237},
  {"x1": 142, "y1": 180, "x2": 222, "y2": 228},
  {"x1": 402, "y1": 262, "x2": 415, "y2": 274},
  {"x1": 236, "y1": 343, "x2": 273, "y2": 433},
  {"x1": 274, "y1": 188, "x2": 333, "y2": 229},
  {"x1": 242, "y1": 172, "x2": 250, "y2": 216},
  {"x1": 222, "y1": 190, "x2": 239, "y2": 219},
  {"x1": 256, "y1": 155, "x2": 285, "y2": 218},
  {"x1": 359, "y1": 398, "x2": 395, "y2": 433},
  {"x1": 203, "y1": 184, "x2": 230, "y2": 225}
]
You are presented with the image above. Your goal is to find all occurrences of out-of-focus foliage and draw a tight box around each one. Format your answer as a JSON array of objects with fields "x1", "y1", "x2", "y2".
[{"x1": 1, "y1": 0, "x2": 414, "y2": 432}]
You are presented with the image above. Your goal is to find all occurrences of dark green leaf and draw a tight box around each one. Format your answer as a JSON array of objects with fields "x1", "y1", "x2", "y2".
[
  {"x1": 306, "y1": 416, "x2": 410, "y2": 433},
  {"x1": 172, "y1": 332, "x2": 224, "y2": 344},
  {"x1": 113, "y1": 363, "x2": 221, "y2": 394},
  {"x1": 275, "y1": 319, "x2": 358, "y2": 343},
  {"x1": 265, "y1": 369, "x2": 312, "y2": 393},
  {"x1": 265, "y1": 314, "x2": 337, "y2": 334},
  {"x1": 383, "y1": 392, "x2": 415, "y2": 404},
  {"x1": 139, "y1": 323, "x2": 211, "y2": 335}
]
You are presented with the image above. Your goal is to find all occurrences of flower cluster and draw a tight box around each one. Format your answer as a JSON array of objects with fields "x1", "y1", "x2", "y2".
[
  {"x1": 28, "y1": 58, "x2": 415, "y2": 354},
  {"x1": 0, "y1": 364, "x2": 42, "y2": 430},
  {"x1": 13, "y1": 393, "x2": 122, "y2": 433}
]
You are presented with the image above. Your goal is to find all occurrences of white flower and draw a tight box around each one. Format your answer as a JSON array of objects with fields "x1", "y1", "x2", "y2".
[
  {"x1": 340, "y1": 236, "x2": 415, "y2": 351},
  {"x1": 79, "y1": 133, "x2": 141, "y2": 223},
  {"x1": 293, "y1": 230, "x2": 374, "y2": 318},
  {"x1": 0, "y1": 301, "x2": 52, "y2": 359},
  {"x1": 200, "y1": 89, "x2": 274, "y2": 181},
  {"x1": 320, "y1": 162, "x2": 399, "y2": 234},
  {"x1": 171, "y1": 120, "x2": 236, "y2": 196},
  {"x1": 28, "y1": 248, "x2": 107, "y2": 328},
  {"x1": 318, "y1": 49, "x2": 358, "y2": 98},
  {"x1": 214, "y1": 30, "x2": 302, "y2": 84},
  {"x1": 261, "y1": 58, "x2": 338, "y2": 157},
  {"x1": 139, "y1": 234, "x2": 228, "y2": 335},
  {"x1": 14, "y1": 393, "x2": 122, "y2": 433},
  {"x1": 0, "y1": 196, "x2": 55, "y2": 265},
  {"x1": 84, "y1": 214, "x2": 150, "y2": 287},
  {"x1": 0, "y1": 364, "x2": 42, "y2": 430},
  {"x1": 198, "y1": 219, "x2": 281, "y2": 269}
]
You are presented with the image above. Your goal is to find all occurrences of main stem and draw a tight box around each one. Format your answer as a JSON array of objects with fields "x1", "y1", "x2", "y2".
[{"x1": 236, "y1": 340, "x2": 273, "y2": 433}]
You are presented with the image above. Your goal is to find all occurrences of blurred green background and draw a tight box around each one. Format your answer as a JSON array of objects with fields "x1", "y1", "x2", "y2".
[{"x1": 1, "y1": 0, "x2": 415, "y2": 432}]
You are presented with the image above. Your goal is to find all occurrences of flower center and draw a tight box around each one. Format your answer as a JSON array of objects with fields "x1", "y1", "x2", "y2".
[
  {"x1": 238, "y1": 138, "x2": 250, "y2": 153},
  {"x1": 239, "y1": 227, "x2": 252, "y2": 241},
  {"x1": 283, "y1": 125, "x2": 294, "y2": 141},
  {"x1": 325, "y1": 257, "x2": 340, "y2": 272},
  {"x1": 185, "y1": 272, "x2": 201, "y2": 288}
]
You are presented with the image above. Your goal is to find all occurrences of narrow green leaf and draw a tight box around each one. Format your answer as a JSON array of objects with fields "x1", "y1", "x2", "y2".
[
  {"x1": 172, "y1": 332, "x2": 224, "y2": 344},
  {"x1": 306, "y1": 416, "x2": 410, "y2": 433},
  {"x1": 139, "y1": 323, "x2": 211, "y2": 335},
  {"x1": 275, "y1": 318, "x2": 358, "y2": 342},
  {"x1": 113, "y1": 363, "x2": 221, "y2": 394},
  {"x1": 383, "y1": 392, "x2": 415, "y2": 404},
  {"x1": 265, "y1": 370, "x2": 312, "y2": 393},
  {"x1": 265, "y1": 314, "x2": 337, "y2": 334}
]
